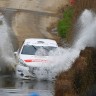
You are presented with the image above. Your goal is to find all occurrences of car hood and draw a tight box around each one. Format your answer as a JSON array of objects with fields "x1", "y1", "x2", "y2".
[{"x1": 19, "y1": 54, "x2": 54, "y2": 67}]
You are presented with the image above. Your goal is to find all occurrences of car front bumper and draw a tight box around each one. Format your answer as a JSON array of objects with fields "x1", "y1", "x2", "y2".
[{"x1": 16, "y1": 64, "x2": 50, "y2": 80}]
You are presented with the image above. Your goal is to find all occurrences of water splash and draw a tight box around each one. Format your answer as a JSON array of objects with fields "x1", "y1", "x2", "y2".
[
  {"x1": 0, "y1": 14, "x2": 16, "y2": 71},
  {"x1": 47, "y1": 9, "x2": 96, "y2": 80},
  {"x1": 28, "y1": 9, "x2": 96, "y2": 80},
  {"x1": 73, "y1": 10, "x2": 96, "y2": 50}
]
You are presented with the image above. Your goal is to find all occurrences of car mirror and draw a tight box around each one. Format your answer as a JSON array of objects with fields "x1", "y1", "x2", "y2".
[
  {"x1": 14, "y1": 51, "x2": 19, "y2": 58},
  {"x1": 14, "y1": 51, "x2": 18, "y2": 55}
]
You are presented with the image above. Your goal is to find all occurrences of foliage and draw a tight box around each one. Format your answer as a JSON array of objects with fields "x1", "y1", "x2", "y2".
[{"x1": 57, "y1": 6, "x2": 74, "y2": 38}]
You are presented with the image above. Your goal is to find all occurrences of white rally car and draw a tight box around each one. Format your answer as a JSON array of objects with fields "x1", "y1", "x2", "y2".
[{"x1": 15, "y1": 38, "x2": 58, "y2": 80}]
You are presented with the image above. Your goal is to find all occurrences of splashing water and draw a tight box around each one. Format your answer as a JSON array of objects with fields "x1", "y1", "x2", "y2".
[
  {"x1": 46, "y1": 9, "x2": 96, "y2": 80},
  {"x1": 0, "y1": 15, "x2": 16, "y2": 71},
  {"x1": 0, "y1": 9, "x2": 95, "y2": 80},
  {"x1": 27, "y1": 9, "x2": 96, "y2": 80}
]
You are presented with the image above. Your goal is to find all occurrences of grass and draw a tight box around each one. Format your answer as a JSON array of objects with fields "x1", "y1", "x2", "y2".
[{"x1": 57, "y1": 6, "x2": 74, "y2": 38}]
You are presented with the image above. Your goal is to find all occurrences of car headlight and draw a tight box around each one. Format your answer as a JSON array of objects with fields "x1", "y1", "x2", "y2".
[{"x1": 19, "y1": 59, "x2": 28, "y2": 67}]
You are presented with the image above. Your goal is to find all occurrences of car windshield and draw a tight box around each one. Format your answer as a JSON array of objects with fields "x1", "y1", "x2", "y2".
[{"x1": 21, "y1": 45, "x2": 57, "y2": 56}]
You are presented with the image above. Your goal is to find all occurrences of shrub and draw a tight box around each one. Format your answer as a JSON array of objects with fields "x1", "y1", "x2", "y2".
[{"x1": 57, "y1": 6, "x2": 74, "y2": 38}]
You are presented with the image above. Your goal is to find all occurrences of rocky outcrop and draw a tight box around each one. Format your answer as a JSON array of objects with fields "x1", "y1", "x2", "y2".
[{"x1": 55, "y1": 47, "x2": 96, "y2": 96}]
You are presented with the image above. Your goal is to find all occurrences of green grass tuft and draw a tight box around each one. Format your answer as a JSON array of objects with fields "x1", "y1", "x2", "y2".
[{"x1": 57, "y1": 6, "x2": 74, "y2": 38}]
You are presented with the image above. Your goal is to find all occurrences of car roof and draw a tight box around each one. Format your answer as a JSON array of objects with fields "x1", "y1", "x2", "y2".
[{"x1": 23, "y1": 38, "x2": 58, "y2": 47}]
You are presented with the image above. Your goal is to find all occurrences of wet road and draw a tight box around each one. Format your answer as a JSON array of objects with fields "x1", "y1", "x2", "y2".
[{"x1": 0, "y1": 75, "x2": 54, "y2": 96}]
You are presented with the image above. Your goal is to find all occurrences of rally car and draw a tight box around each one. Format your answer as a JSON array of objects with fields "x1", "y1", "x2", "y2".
[{"x1": 15, "y1": 38, "x2": 58, "y2": 80}]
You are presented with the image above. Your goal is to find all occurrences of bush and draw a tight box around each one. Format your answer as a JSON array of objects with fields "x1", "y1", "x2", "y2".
[{"x1": 57, "y1": 6, "x2": 74, "y2": 38}]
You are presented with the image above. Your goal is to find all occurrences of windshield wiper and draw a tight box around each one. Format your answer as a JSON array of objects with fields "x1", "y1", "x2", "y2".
[
  {"x1": 32, "y1": 45, "x2": 37, "y2": 50},
  {"x1": 41, "y1": 46, "x2": 49, "y2": 51}
]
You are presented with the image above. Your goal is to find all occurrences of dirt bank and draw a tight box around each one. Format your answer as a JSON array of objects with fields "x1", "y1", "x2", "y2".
[
  {"x1": 55, "y1": 47, "x2": 96, "y2": 96},
  {"x1": 55, "y1": 0, "x2": 96, "y2": 96},
  {"x1": 0, "y1": 0, "x2": 69, "y2": 46},
  {"x1": 12, "y1": 11, "x2": 59, "y2": 45},
  {"x1": 0, "y1": 0, "x2": 69, "y2": 12}
]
